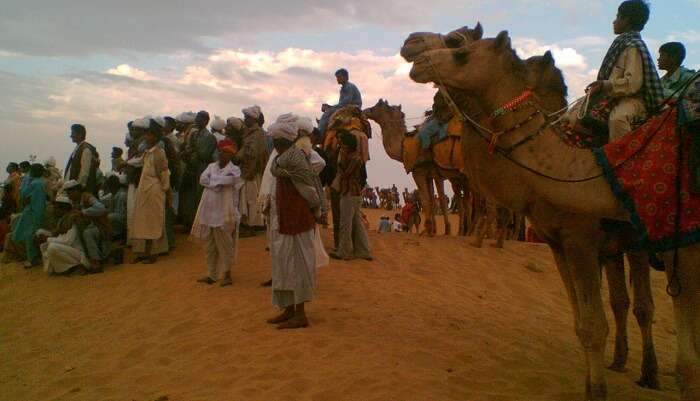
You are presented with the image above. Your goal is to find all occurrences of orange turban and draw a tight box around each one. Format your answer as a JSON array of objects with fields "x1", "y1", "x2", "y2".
[{"x1": 217, "y1": 138, "x2": 237, "y2": 154}]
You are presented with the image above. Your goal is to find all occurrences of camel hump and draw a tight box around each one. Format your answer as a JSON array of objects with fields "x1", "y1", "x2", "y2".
[{"x1": 432, "y1": 136, "x2": 464, "y2": 172}]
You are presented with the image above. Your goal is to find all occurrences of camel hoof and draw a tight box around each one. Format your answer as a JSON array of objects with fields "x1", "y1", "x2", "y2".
[
  {"x1": 606, "y1": 363, "x2": 627, "y2": 373},
  {"x1": 636, "y1": 376, "x2": 661, "y2": 390}
]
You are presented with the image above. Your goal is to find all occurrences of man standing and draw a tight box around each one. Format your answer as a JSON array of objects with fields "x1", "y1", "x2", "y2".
[
  {"x1": 64, "y1": 124, "x2": 100, "y2": 195},
  {"x1": 236, "y1": 106, "x2": 269, "y2": 237},
  {"x1": 318, "y1": 68, "x2": 363, "y2": 135},
  {"x1": 266, "y1": 119, "x2": 325, "y2": 329},
  {"x1": 180, "y1": 111, "x2": 216, "y2": 229},
  {"x1": 658, "y1": 42, "x2": 697, "y2": 99},
  {"x1": 192, "y1": 138, "x2": 243, "y2": 287},
  {"x1": 12, "y1": 163, "x2": 48, "y2": 267},
  {"x1": 330, "y1": 132, "x2": 372, "y2": 261}
]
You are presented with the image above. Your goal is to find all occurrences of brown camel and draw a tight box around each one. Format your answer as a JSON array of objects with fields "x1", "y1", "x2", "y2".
[
  {"x1": 402, "y1": 32, "x2": 693, "y2": 400},
  {"x1": 363, "y1": 99, "x2": 467, "y2": 236},
  {"x1": 403, "y1": 25, "x2": 661, "y2": 392}
]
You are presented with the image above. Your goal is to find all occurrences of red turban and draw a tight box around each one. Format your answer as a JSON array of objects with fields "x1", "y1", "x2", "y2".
[{"x1": 217, "y1": 138, "x2": 237, "y2": 154}]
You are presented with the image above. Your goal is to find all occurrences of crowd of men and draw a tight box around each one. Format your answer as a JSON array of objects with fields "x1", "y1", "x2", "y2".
[{"x1": 0, "y1": 68, "x2": 376, "y2": 329}]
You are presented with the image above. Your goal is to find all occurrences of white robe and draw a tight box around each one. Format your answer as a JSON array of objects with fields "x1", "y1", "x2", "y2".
[{"x1": 42, "y1": 226, "x2": 89, "y2": 274}]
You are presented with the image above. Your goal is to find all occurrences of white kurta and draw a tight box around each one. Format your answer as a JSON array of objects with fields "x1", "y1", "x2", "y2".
[
  {"x1": 42, "y1": 226, "x2": 89, "y2": 274},
  {"x1": 269, "y1": 177, "x2": 318, "y2": 309}
]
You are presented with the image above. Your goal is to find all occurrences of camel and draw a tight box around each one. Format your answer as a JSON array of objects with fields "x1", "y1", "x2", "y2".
[
  {"x1": 403, "y1": 24, "x2": 661, "y2": 392},
  {"x1": 400, "y1": 31, "x2": 692, "y2": 400},
  {"x1": 363, "y1": 99, "x2": 468, "y2": 236}
]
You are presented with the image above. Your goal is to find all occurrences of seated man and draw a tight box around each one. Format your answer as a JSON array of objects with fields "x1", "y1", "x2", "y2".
[
  {"x1": 658, "y1": 41, "x2": 697, "y2": 99},
  {"x1": 318, "y1": 68, "x2": 362, "y2": 135},
  {"x1": 64, "y1": 180, "x2": 112, "y2": 272},
  {"x1": 39, "y1": 195, "x2": 91, "y2": 275},
  {"x1": 585, "y1": 0, "x2": 663, "y2": 140},
  {"x1": 100, "y1": 174, "x2": 127, "y2": 240}
]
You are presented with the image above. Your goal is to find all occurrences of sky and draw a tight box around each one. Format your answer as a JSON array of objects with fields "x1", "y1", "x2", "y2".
[{"x1": 1, "y1": 0, "x2": 699, "y2": 189}]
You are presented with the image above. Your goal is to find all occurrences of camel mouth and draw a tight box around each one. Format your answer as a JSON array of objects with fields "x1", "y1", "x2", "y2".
[
  {"x1": 400, "y1": 32, "x2": 442, "y2": 62},
  {"x1": 408, "y1": 56, "x2": 433, "y2": 83}
]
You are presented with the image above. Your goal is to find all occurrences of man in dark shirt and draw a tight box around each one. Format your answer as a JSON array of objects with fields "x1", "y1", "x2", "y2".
[
  {"x1": 330, "y1": 132, "x2": 372, "y2": 261},
  {"x1": 318, "y1": 68, "x2": 363, "y2": 135}
]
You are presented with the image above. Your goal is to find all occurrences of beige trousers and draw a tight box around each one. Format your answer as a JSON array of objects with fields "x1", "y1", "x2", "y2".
[{"x1": 205, "y1": 226, "x2": 237, "y2": 280}]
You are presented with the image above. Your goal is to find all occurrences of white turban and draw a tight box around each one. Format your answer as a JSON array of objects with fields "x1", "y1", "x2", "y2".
[
  {"x1": 268, "y1": 114, "x2": 299, "y2": 141},
  {"x1": 133, "y1": 117, "x2": 150, "y2": 129},
  {"x1": 242, "y1": 105, "x2": 262, "y2": 120},
  {"x1": 152, "y1": 116, "x2": 166, "y2": 128},
  {"x1": 62, "y1": 180, "x2": 81, "y2": 191},
  {"x1": 210, "y1": 115, "x2": 225, "y2": 131},
  {"x1": 296, "y1": 117, "x2": 314, "y2": 134},
  {"x1": 55, "y1": 195, "x2": 72, "y2": 205},
  {"x1": 226, "y1": 117, "x2": 244, "y2": 131},
  {"x1": 44, "y1": 156, "x2": 57, "y2": 167},
  {"x1": 175, "y1": 111, "x2": 196, "y2": 123}
]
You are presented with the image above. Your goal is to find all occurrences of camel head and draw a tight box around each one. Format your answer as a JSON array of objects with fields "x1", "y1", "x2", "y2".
[
  {"x1": 400, "y1": 22, "x2": 483, "y2": 62},
  {"x1": 523, "y1": 51, "x2": 568, "y2": 109},
  {"x1": 362, "y1": 99, "x2": 406, "y2": 162},
  {"x1": 409, "y1": 31, "x2": 526, "y2": 95}
]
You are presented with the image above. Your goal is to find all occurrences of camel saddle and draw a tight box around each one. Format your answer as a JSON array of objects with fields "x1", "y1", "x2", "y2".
[
  {"x1": 402, "y1": 117, "x2": 464, "y2": 173},
  {"x1": 323, "y1": 105, "x2": 372, "y2": 153}
]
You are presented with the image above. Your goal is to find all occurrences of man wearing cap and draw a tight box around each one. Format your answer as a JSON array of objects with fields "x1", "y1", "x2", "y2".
[
  {"x1": 180, "y1": 111, "x2": 216, "y2": 230},
  {"x1": 192, "y1": 138, "x2": 243, "y2": 287},
  {"x1": 265, "y1": 118, "x2": 325, "y2": 329},
  {"x1": 236, "y1": 106, "x2": 269, "y2": 237},
  {"x1": 39, "y1": 195, "x2": 91, "y2": 275},
  {"x1": 64, "y1": 124, "x2": 100, "y2": 196}
]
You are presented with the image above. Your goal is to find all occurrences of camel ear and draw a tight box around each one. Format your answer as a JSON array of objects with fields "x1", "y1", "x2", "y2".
[
  {"x1": 494, "y1": 31, "x2": 511, "y2": 50},
  {"x1": 543, "y1": 50, "x2": 554, "y2": 65},
  {"x1": 473, "y1": 22, "x2": 483, "y2": 40}
]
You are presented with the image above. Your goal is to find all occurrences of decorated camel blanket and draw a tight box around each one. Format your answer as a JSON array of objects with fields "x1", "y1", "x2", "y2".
[{"x1": 593, "y1": 107, "x2": 700, "y2": 251}]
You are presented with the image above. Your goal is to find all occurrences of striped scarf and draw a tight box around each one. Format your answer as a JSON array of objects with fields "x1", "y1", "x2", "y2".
[{"x1": 598, "y1": 31, "x2": 664, "y2": 112}]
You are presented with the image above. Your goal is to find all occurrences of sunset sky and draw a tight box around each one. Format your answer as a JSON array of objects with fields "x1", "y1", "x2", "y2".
[{"x1": 1, "y1": 0, "x2": 698, "y2": 189}]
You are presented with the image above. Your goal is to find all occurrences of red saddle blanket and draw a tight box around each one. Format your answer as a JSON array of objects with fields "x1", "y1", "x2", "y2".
[{"x1": 593, "y1": 107, "x2": 700, "y2": 251}]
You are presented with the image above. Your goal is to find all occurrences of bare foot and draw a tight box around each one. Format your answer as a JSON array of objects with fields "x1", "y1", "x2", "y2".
[
  {"x1": 220, "y1": 277, "x2": 233, "y2": 287},
  {"x1": 260, "y1": 279, "x2": 272, "y2": 287},
  {"x1": 197, "y1": 276, "x2": 216, "y2": 285},
  {"x1": 267, "y1": 310, "x2": 294, "y2": 324},
  {"x1": 277, "y1": 316, "x2": 309, "y2": 330}
]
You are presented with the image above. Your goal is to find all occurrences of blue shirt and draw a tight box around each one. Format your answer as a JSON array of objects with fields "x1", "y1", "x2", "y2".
[{"x1": 336, "y1": 82, "x2": 362, "y2": 109}]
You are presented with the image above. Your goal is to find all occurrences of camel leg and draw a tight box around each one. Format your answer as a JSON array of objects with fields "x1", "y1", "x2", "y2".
[
  {"x1": 470, "y1": 215, "x2": 487, "y2": 248},
  {"x1": 602, "y1": 254, "x2": 630, "y2": 373},
  {"x1": 564, "y1": 234, "x2": 609, "y2": 401},
  {"x1": 491, "y1": 207, "x2": 510, "y2": 249},
  {"x1": 435, "y1": 178, "x2": 451, "y2": 236},
  {"x1": 663, "y1": 246, "x2": 700, "y2": 401},
  {"x1": 627, "y1": 250, "x2": 659, "y2": 389},
  {"x1": 412, "y1": 169, "x2": 434, "y2": 237}
]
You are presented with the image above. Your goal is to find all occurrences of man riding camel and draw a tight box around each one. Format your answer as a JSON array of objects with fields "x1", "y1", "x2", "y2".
[{"x1": 318, "y1": 68, "x2": 363, "y2": 136}]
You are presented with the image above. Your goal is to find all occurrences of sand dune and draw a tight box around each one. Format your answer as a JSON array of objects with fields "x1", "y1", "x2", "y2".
[{"x1": 0, "y1": 209, "x2": 680, "y2": 401}]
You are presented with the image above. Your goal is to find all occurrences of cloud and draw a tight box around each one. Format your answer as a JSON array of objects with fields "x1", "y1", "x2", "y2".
[
  {"x1": 0, "y1": 46, "x2": 434, "y2": 189},
  {"x1": 106, "y1": 64, "x2": 153, "y2": 81},
  {"x1": 667, "y1": 30, "x2": 700, "y2": 44},
  {"x1": 0, "y1": 0, "x2": 452, "y2": 56}
]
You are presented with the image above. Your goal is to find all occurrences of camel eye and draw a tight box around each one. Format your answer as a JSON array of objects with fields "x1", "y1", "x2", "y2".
[
  {"x1": 453, "y1": 49, "x2": 470, "y2": 64},
  {"x1": 445, "y1": 35, "x2": 463, "y2": 48}
]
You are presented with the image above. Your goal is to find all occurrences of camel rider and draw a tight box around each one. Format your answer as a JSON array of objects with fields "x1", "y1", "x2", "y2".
[
  {"x1": 658, "y1": 42, "x2": 697, "y2": 99},
  {"x1": 318, "y1": 68, "x2": 363, "y2": 135},
  {"x1": 585, "y1": 0, "x2": 663, "y2": 141}
]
